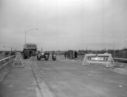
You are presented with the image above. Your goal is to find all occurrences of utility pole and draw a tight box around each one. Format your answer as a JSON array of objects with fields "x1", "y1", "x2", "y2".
[
  {"x1": 25, "y1": 31, "x2": 26, "y2": 44},
  {"x1": 24, "y1": 27, "x2": 38, "y2": 44}
]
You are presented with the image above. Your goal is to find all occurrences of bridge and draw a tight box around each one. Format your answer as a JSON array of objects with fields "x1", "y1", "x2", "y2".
[{"x1": 0, "y1": 52, "x2": 127, "y2": 97}]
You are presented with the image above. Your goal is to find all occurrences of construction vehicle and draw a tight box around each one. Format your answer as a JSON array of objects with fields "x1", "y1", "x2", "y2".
[
  {"x1": 37, "y1": 51, "x2": 50, "y2": 61},
  {"x1": 23, "y1": 43, "x2": 37, "y2": 59}
]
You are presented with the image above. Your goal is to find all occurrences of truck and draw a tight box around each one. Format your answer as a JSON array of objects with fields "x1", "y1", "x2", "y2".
[{"x1": 23, "y1": 43, "x2": 37, "y2": 59}]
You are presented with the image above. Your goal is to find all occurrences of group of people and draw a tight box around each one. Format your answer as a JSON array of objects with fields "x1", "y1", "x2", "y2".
[{"x1": 64, "y1": 50, "x2": 78, "y2": 59}]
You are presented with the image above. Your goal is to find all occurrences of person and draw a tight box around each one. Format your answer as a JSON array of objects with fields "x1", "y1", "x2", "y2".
[
  {"x1": 74, "y1": 51, "x2": 78, "y2": 58},
  {"x1": 64, "y1": 52, "x2": 67, "y2": 59},
  {"x1": 52, "y1": 52, "x2": 56, "y2": 61}
]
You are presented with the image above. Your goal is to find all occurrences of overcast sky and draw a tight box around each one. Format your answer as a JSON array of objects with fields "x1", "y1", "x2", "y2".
[{"x1": 0, "y1": 0, "x2": 127, "y2": 50}]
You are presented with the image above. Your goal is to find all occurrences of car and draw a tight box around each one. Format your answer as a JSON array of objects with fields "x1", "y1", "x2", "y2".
[
  {"x1": 82, "y1": 53, "x2": 115, "y2": 67},
  {"x1": 37, "y1": 52, "x2": 50, "y2": 61}
]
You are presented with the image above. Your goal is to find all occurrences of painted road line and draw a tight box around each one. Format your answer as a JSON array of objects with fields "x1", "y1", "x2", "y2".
[
  {"x1": 39, "y1": 82, "x2": 54, "y2": 97},
  {"x1": 36, "y1": 87, "x2": 42, "y2": 97},
  {"x1": 31, "y1": 61, "x2": 54, "y2": 97}
]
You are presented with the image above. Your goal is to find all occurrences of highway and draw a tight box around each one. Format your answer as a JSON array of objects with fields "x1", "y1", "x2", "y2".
[{"x1": 0, "y1": 53, "x2": 127, "y2": 97}]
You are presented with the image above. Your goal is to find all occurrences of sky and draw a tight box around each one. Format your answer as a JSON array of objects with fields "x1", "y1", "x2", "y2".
[{"x1": 0, "y1": 0, "x2": 127, "y2": 50}]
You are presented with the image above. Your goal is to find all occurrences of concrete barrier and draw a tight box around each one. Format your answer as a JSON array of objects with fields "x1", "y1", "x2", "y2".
[{"x1": 0, "y1": 55, "x2": 15, "y2": 70}]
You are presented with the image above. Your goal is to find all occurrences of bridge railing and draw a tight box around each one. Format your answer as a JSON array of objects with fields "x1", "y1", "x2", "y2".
[
  {"x1": 0, "y1": 55, "x2": 15, "y2": 70},
  {"x1": 113, "y1": 58, "x2": 127, "y2": 63}
]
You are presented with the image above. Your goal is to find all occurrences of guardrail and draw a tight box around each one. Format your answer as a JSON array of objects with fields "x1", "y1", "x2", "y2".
[
  {"x1": 114, "y1": 58, "x2": 127, "y2": 63},
  {"x1": 0, "y1": 55, "x2": 15, "y2": 70}
]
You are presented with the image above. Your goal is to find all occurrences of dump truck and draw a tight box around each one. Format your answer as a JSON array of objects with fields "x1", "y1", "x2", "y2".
[{"x1": 23, "y1": 43, "x2": 37, "y2": 59}]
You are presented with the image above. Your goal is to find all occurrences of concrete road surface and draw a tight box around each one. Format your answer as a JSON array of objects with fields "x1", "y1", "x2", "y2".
[{"x1": 0, "y1": 54, "x2": 127, "y2": 97}]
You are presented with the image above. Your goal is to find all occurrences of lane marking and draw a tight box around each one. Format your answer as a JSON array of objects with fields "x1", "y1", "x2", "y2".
[
  {"x1": 30, "y1": 58, "x2": 55, "y2": 97},
  {"x1": 40, "y1": 82, "x2": 54, "y2": 97},
  {"x1": 36, "y1": 87, "x2": 42, "y2": 97}
]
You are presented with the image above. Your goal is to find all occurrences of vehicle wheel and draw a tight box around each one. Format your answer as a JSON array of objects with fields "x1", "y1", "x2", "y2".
[
  {"x1": 45, "y1": 57, "x2": 49, "y2": 61},
  {"x1": 37, "y1": 56, "x2": 41, "y2": 60},
  {"x1": 44, "y1": 54, "x2": 49, "y2": 61},
  {"x1": 24, "y1": 55, "x2": 27, "y2": 59},
  {"x1": 52, "y1": 57, "x2": 56, "y2": 61}
]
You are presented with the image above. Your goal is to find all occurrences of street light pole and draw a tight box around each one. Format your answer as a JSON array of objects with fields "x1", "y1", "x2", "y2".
[
  {"x1": 25, "y1": 31, "x2": 26, "y2": 44},
  {"x1": 24, "y1": 27, "x2": 38, "y2": 44}
]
